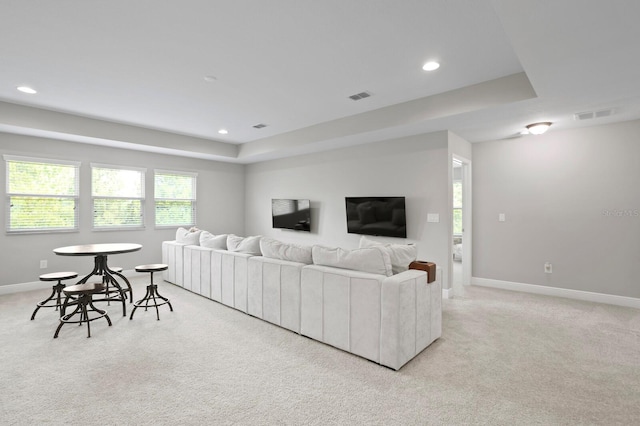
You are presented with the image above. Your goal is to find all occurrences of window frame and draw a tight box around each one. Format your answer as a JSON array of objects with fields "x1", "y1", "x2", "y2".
[
  {"x1": 154, "y1": 169, "x2": 197, "y2": 228},
  {"x1": 4, "y1": 155, "x2": 80, "y2": 234},
  {"x1": 91, "y1": 163, "x2": 146, "y2": 231}
]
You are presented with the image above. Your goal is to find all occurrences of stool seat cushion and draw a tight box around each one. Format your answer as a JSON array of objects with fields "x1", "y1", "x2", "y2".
[
  {"x1": 40, "y1": 272, "x2": 78, "y2": 281},
  {"x1": 63, "y1": 282, "x2": 105, "y2": 295},
  {"x1": 135, "y1": 264, "x2": 168, "y2": 273}
]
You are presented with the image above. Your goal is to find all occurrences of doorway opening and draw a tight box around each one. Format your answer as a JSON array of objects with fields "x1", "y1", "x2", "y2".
[{"x1": 452, "y1": 156, "x2": 471, "y2": 297}]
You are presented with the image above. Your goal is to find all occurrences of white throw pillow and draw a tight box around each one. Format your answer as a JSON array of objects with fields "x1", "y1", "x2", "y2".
[
  {"x1": 359, "y1": 235, "x2": 417, "y2": 274},
  {"x1": 176, "y1": 227, "x2": 202, "y2": 245},
  {"x1": 227, "y1": 234, "x2": 262, "y2": 255},
  {"x1": 311, "y1": 245, "x2": 392, "y2": 277},
  {"x1": 200, "y1": 231, "x2": 228, "y2": 249},
  {"x1": 260, "y1": 238, "x2": 313, "y2": 264}
]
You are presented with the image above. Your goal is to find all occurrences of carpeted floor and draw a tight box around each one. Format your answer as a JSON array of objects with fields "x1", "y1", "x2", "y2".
[{"x1": 1, "y1": 277, "x2": 639, "y2": 425}]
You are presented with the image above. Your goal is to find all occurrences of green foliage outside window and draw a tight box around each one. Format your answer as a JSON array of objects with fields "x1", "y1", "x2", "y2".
[
  {"x1": 453, "y1": 181, "x2": 463, "y2": 235},
  {"x1": 93, "y1": 199, "x2": 142, "y2": 228},
  {"x1": 92, "y1": 166, "x2": 145, "y2": 229},
  {"x1": 155, "y1": 172, "x2": 196, "y2": 227},
  {"x1": 6, "y1": 159, "x2": 78, "y2": 232}
]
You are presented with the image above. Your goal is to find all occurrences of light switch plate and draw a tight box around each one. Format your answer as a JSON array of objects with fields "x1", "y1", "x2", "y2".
[
  {"x1": 427, "y1": 213, "x2": 440, "y2": 223},
  {"x1": 499, "y1": 213, "x2": 506, "y2": 222}
]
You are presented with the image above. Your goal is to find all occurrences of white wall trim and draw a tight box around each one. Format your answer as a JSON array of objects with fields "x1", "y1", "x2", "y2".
[
  {"x1": 442, "y1": 288, "x2": 452, "y2": 299},
  {"x1": 0, "y1": 270, "x2": 141, "y2": 296},
  {"x1": 0, "y1": 280, "x2": 50, "y2": 296},
  {"x1": 472, "y1": 277, "x2": 640, "y2": 309}
]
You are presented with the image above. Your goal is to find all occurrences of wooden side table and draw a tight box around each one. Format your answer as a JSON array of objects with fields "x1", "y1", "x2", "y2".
[{"x1": 409, "y1": 261, "x2": 436, "y2": 283}]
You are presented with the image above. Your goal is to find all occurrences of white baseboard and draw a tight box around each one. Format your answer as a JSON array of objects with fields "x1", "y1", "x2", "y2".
[
  {"x1": 0, "y1": 270, "x2": 140, "y2": 296},
  {"x1": 0, "y1": 280, "x2": 50, "y2": 296},
  {"x1": 471, "y1": 277, "x2": 640, "y2": 309}
]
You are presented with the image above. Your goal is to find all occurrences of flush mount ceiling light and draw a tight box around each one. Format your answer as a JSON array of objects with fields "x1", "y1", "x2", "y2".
[
  {"x1": 422, "y1": 61, "x2": 440, "y2": 71},
  {"x1": 17, "y1": 86, "x2": 37, "y2": 94},
  {"x1": 218, "y1": 129, "x2": 228, "y2": 135},
  {"x1": 525, "y1": 122, "x2": 552, "y2": 135},
  {"x1": 203, "y1": 75, "x2": 217, "y2": 83}
]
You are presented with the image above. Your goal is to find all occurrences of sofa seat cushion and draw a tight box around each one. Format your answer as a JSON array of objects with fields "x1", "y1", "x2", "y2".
[
  {"x1": 312, "y1": 245, "x2": 392, "y2": 277},
  {"x1": 260, "y1": 238, "x2": 313, "y2": 264},
  {"x1": 359, "y1": 236, "x2": 417, "y2": 275}
]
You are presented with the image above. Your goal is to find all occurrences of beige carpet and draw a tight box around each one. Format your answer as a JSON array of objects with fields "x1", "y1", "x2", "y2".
[{"x1": 1, "y1": 277, "x2": 639, "y2": 425}]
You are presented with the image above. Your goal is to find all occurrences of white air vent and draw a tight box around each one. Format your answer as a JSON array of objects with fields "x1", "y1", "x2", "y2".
[
  {"x1": 574, "y1": 111, "x2": 594, "y2": 121},
  {"x1": 253, "y1": 123, "x2": 267, "y2": 129},
  {"x1": 348, "y1": 91, "x2": 371, "y2": 101},
  {"x1": 574, "y1": 108, "x2": 614, "y2": 121}
]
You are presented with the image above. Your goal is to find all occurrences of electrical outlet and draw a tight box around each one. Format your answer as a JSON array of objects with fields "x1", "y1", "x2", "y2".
[
  {"x1": 544, "y1": 262, "x2": 552, "y2": 273},
  {"x1": 40, "y1": 260, "x2": 47, "y2": 269},
  {"x1": 499, "y1": 213, "x2": 506, "y2": 222}
]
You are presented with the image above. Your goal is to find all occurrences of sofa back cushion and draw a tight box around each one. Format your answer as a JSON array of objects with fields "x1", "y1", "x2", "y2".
[
  {"x1": 359, "y1": 236, "x2": 417, "y2": 275},
  {"x1": 176, "y1": 227, "x2": 202, "y2": 245},
  {"x1": 311, "y1": 245, "x2": 392, "y2": 277},
  {"x1": 200, "y1": 231, "x2": 228, "y2": 249},
  {"x1": 260, "y1": 238, "x2": 313, "y2": 264},
  {"x1": 227, "y1": 234, "x2": 262, "y2": 255}
]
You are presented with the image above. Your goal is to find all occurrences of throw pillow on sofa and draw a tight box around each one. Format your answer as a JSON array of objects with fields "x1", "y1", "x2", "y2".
[
  {"x1": 359, "y1": 235, "x2": 417, "y2": 275},
  {"x1": 200, "y1": 231, "x2": 228, "y2": 249},
  {"x1": 176, "y1": 227, "x2": 202, "y2": 245},
  {"x1": 311, "y1": 245, "x2": 393, "y2": 277},
  {"x1": 227, "y1": 234, "x2": 262, "y2": 255},
  {"x1": 260, "y1": 238, "x2": 313, "y2": 264}
]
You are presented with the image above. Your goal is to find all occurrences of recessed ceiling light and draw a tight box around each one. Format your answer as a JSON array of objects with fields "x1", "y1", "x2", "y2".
[
  {"x1": 422, "y1": 61, "x2": 440, "y2": 71},
  {"x1": 218, "y1": 129, "x2": 228, "y2": 135},
  {"x1": 17, "y1": 86, "x2": 37, "y2": 94},
  {"x1": 204, "y1": 75, "x2": 217, "y2": 83}
]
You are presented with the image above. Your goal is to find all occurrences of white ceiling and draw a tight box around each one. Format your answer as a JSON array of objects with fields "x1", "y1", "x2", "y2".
[{"x1": 2, "y1": 0, "x2": 640, "y2": 163}]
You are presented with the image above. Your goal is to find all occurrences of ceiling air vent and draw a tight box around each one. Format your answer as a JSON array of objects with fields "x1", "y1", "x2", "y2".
[
  {"x1": 595, "y1": 108, "x2": 613, "y2": 118},
  {"x1": 348, "y1": 91, "x2": 371, "y2": 101},
  {"x1": 574, "y1": 108, "x2": 614, "y2": 121},
  {"x1": 253, "y1": 123, "x2": 267, "y2": 129}
]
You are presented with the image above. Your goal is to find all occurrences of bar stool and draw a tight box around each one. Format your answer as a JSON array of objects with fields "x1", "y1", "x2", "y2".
[
  {"x1": 130, "y1": 264, "x2": 172, "y2": 320},
  {"x1": 31, "y1": 272, "x2": 78, "y2": 320},
  {"x1": 102, "y1": 266, "x2": 130, "y2": 301},
  {"x1": 54, "y1": 283, "x2": 112, "y2": 338}
]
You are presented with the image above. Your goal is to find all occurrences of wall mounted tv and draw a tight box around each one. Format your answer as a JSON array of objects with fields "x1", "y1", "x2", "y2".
[
  {"x1": 272, "y1": 199, "x2": 311, "y2": 232},
  {"x1": 345, "y1": 197, "x2": 406, "y2": 238}
]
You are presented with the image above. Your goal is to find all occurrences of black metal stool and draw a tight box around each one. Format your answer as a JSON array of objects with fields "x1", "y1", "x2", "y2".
[
  {"x1": 101, "y1": 266, "x2": 128, "y2": 302},
  {"x1": 54, "y1": 283, "x2": 112, "y2": 338},
  {"x1": 130, "y1": 264, "x2": 172, "y2": 320},
  {"x1": 31, "y1": 272, "x2": 78, "y2": 320}
]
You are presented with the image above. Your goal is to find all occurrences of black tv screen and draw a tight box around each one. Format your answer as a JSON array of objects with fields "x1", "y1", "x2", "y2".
[
  {"x1": 272, "y1": 199, "x2": 311, "y2": 232},
  {"x1": 345, "y1": 197, "x2": 406, "y2": 238}
]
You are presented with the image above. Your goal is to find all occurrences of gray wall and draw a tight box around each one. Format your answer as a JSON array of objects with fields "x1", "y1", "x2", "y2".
[
  {"x1": 0, "y1": 134, "x2": 245, "y2": 286},
  {"x1": 245, "y1": 132, "x2": 453, "y2": 287},
  {"x1": 473, "y1": 119, "x2": 640, "y2": 298}
]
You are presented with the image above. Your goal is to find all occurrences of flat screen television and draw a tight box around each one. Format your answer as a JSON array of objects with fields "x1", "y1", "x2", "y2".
[
  {"x1": 345, "y1": 196, "x2": 406, "y2": 238},
  {"x1": 272, "y1": 199, "x2": 311, "y2": 232}
]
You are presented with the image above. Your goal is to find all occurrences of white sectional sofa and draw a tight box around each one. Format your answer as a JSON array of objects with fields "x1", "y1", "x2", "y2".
[{"x1": 162, "y1": 230, "x2": 441, "y2": 370}]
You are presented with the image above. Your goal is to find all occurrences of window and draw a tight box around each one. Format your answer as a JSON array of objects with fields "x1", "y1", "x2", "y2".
[
  {"x1": 453, "y1": 180, "x2": 463, "y2": 235},
  {"x1": 154, "y1": 170, "x2": 197, "y2": 227},
  {"x1": 4, "y1": 155, "x2": 80, "y2": 233},
  {"x1": 91, "y1": 164, "x2": 145, "y2": 230}
]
